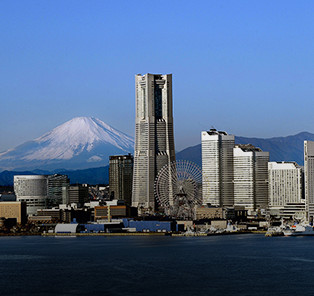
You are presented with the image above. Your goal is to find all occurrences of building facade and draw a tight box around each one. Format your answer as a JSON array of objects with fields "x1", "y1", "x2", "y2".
[
  {"x1": 268, "y1": 161, "x2": 304, "y2": 219},
  {"x1": 0, "y1": 201, "x2": 27, "y2": 224},
  {"x1": 47, "y1": 174, "x2": 70, "y2": 207},
  {"x1": 67, "y1": 185, "x2": 89, "y2": 207},
  {"x1": 304, "y1": 141, "x2": 314, "y2": 222},
  {"x1": 233, "y1": 145, "x2": 269, "y2": 211},
  {"x1": 109, "y1": 154, "x2": 133, "y2": 205},
  {"x1": 202, "y1": 129, "x2": 234, "y2": 207},
  {"x1": 14, "y1": 175, "x2": 48, "y2": 215},
  {"x1": 132, "y1": 74, "x2": 176, "y2": 212}
]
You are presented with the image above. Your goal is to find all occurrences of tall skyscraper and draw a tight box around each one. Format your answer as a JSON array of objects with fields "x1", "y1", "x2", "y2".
[
  {"x1": 304, "y1": 141, "x2": 314, "y2": 222},
  {"x1": 202, "y1": 129, "x2": 234, "y2": 207},
  {"x1": 109, "y1": 154, "x2": 133, "y2": 205},
  {"x1": 233, "y1": 144, "x2": 269, "y2": 211},
  {"x1": 132, "y1": 74, "x2": 176, "y2": 212}
]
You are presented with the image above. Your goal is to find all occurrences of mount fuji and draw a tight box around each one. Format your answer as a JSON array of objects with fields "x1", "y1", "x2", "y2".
[{"x1": 0, "y1": 117, "x2": 134, "y2": 171}]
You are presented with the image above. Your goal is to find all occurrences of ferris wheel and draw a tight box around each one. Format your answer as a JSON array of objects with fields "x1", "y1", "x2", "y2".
[{"x1": 154, "y1": 160, "x2": 203, "y2": 219}]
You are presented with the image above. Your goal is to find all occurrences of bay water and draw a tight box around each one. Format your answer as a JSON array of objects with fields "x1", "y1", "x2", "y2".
[{"x1": 1, "y1": 234, "x2": 314, "y2": 296}]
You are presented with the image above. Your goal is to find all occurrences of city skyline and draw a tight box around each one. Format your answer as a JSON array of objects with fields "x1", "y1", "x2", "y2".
[
  {"x1": 1, "y1": 1, "x2": 314, "y2": 152},
  {"x1": 2, "y1": 2, "x2": 314, "y2": 295}
]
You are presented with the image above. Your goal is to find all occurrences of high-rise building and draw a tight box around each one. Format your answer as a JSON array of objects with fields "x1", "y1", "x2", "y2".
[
  {"x1": 47, "y1": 174, "x2": 70, "y2": 207},
  {"x1": 268, "y1": 161, "x2": 305, "y2": 219},
  {"x1": 14, "y1": 175, "x2": 48, "y2": 215},
  {"x1": 201, "y1": 129, "x2": 234, "y2": 207},
  {"x1": 109, "y1": 154, "x2": 133, "y2": 205},
  {"x1": 132, "y1": 74, "x2": 176, "y2": 212},
  {"x1": 233, "y1": 144, "x2": 269, "y2": 211},
  {"x1": 304, "y1": 141, "x2": 314, "y2": 222}
]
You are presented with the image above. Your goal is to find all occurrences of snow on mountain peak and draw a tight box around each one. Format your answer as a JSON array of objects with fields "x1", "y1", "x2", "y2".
[
  {"x1": 0, "y1": 117, "x2": 134, "y2": 163},
  {"x1": 28, "y1": 117, "x2": 134, "y2": 160}
]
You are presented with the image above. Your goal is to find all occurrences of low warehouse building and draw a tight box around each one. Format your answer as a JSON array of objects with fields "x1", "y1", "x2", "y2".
[
  {"x1": 123, "y1": 219, "x2": 175, "y2": 232},
  {"x1": 55, "y1": 223, "x2": 80, "y2": 233}
]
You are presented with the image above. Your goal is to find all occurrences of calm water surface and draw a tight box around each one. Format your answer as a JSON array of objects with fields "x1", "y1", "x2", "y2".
[{"x1": 1, "y1": 234, "x2": 314, "y2": 296}]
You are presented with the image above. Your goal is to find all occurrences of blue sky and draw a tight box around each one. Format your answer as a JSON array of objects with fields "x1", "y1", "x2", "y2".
[{"x1": 0, "y1": 0, "x2": 313, "y2": 152}]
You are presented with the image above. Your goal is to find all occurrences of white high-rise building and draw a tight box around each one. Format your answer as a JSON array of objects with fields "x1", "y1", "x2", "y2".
[
  {"x1": 202, "y1": 129, "x2": 234, "y2": 207},
  {"x1": 132, "y1": 74, "x2": 176, "y2": 212},
  {"x1": 304, "y1": 141, "x2": 314, "y2": 222},
  {"x1": 233, "y1": 145, "x2": 269, "y2": 211},
  {"x1": 268, "y1": 161, "x2": 304, "y2": 219},
  {"x1": 14, "y1": 175, "x2": 48, "y2": 215}
]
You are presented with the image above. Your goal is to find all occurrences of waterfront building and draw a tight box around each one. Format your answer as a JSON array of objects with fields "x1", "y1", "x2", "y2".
[
  {"x1": 132, "y1": 73, "x2": 176, "y2": 212},
  {"x1": 233, "y1": 144, "x2": 269, "y2": 211},
  {"x1": 304, "y1": 141, "x2": 314, "y2": 222},
  {"x1": 195, "y1": 206, "x2": 225, "y2": 220},
  {"x1": 14, "y1": 175, "x2": 48, "y2": 215},
  {"x1": 201, "y1": 129, "x2": 234, "y2": 207},
  {"x1": 36, "y1": 208, "x2": 72, "y2": 223},
  {"x1": 94, "y1": 205, "x2": 129, "y2": 220},
  {"x1": 268, "y1": 161, "x2": 305, "y2": 219},
  {"x1": 109, "y1": 154, "x2": 133, "y2": 205},
  {"x1": 0, "y1": 201, "x2": 27, "y2": 224}
]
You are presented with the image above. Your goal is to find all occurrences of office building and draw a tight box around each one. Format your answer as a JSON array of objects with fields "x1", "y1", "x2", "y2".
[
  {"x1": 67, "y1": 185, "x2": 89, "y2": 206},
  {"x1": 132, "y1": 74, "x2": 176, "y2": 212},
  {"x1": 304, "y1": 141, "x2": 314, "y2": 222},
  {"x1": 233, "y1": 144, "x2": 269, "y2": 211},
  {"x1": 47, "y1": 174, "x2": 70, "y2": 207},
  {"x1": 268, "y1": 161, "x2": 304, "y2": 219},
  {"x1": 109, "y1": 154, "x2": 133, "y2": 205},
  {"x1": 94, "y1": 205, "x2": 129, "y2": 220},
  {"x1": 14, "y1": 175, "x2": 48, "y2": 215},
  {"x1": 202, "y1": 129, "x2": 234, "y2": 207},
  {"x1": 0, "y1": 201, "x2": 27, "y2": 224}
]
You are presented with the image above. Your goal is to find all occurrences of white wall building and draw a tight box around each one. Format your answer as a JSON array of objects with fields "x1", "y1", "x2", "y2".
[
  {"x1": 304, "y1": 141, "x2": 314, "y2": 222},
  {"x1": 14, "y1": 175, "x2": 48, "y2": 215},
  {"x1": 268, "y1": 161, "x2": 305, "y2": 219},
  {"x1": 234, "y1": 145, "x2": 269, "y2": 211},
  {"x1": 202, "y1": 129, "x2": 234, "y2": 207}
]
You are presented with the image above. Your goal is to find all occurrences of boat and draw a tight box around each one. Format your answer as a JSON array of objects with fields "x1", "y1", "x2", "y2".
[{"x1": 283, "y1": 225, "x2": 314, "y2": 236}]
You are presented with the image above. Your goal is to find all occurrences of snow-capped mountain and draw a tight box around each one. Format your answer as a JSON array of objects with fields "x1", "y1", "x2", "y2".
[{"x1": 0, "y1": 117, "x2": 134, "y2": 171}]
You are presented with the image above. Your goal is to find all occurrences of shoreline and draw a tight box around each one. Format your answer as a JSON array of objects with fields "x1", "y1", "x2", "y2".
[{"x1": 0, "y1": 231, "x2": 267, "y2": 237}]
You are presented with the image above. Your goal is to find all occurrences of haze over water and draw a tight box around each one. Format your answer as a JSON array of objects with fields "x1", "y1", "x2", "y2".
[{"x1": 1, "y1": 235, "x2": 314, "y2": 296}]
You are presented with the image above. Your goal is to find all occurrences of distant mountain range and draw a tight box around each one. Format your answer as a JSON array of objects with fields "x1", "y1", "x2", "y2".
[
  {"x1": 0, "y1": 117, "x2": 134, "y2": 171},
  {"x1": 0, "y1": 166, "x2": 109, "y2": 186},
  {"x1": 1, "y1": 116, "x2": 313, "y2": 186},
  {"x1": 176, "y1": 132, "x2": 314, "y2": 167}
]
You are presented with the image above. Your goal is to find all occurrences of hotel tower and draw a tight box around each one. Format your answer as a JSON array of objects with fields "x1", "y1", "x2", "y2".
[{"x1": 202, "y1": 129, "x2": 235, "y2": 207}]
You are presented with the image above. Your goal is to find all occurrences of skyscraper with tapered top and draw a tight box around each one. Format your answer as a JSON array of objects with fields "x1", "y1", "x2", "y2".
[{"x1": 132, "y1": 74, "x2": 176, "y2": 213}]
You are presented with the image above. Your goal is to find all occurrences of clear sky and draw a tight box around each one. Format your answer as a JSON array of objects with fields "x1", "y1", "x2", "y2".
[{"x1": 0, "y1": 0, "x2": 313, "y2": 152}]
